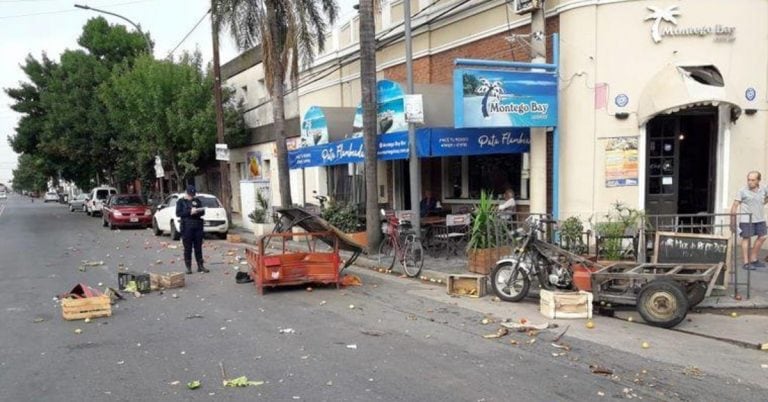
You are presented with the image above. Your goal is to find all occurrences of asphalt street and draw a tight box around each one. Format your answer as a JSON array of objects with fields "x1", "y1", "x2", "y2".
[{"x1": 0, "y1": 194, "x2": 765, "y2": 401}]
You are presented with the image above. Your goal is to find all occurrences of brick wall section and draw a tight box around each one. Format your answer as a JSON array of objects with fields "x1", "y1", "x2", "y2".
[{"x1": 384, "y1": 15, "x2": 560, "y2": 85}]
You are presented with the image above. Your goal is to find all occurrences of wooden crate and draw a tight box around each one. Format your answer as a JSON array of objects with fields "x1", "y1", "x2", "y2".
[
  {"x1": 227, "y1": 234, "x2": 242, "y2": 243},
  {"x1": 149, "y1": 273, "x2": 161, "y2": 291},
  {"x1": 539, "y1": 289, "x2": 593, "y2": 319},
  {"x1": 159, "y1": 272, "x2": 185, "y2": 289},
  {"x1": 446, "y1": 274, "x2": 486, "y2": 298},
  {"x1": 62, "y1": 295, "x2": 112, "y2": 321}
]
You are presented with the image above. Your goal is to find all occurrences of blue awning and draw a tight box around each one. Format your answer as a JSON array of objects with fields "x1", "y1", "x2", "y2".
[{"x1": 288, "y1": 127, "x2": 530, "y2": 169}]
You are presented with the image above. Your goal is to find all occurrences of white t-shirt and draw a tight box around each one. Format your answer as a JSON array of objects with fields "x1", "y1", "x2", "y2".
[{"x1": 499, "y1": 198, "x2": 516, "y2": 211}]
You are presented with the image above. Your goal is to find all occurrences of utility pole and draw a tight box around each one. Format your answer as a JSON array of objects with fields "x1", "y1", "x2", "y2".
[
  {"x1": 403, "y1": 0, "x2": 421, "y2": 236},
  {"x1": 529, "y1": 1, "x2": 548, "y2": 215},
  {"x1": 210, "y1": 1, "x2": 232, "y2": 220}
]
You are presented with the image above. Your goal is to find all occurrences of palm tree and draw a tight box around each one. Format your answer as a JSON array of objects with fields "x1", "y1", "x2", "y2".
[
  {"x1": 214, "y1": 0, "x2": 338, "y2": 208},
  {"x1": 645, "y1": 5, "x2": 680, "y2": 43},
  {"x1": 359, "y1": 0, "x2": 380, "y2": 252}
]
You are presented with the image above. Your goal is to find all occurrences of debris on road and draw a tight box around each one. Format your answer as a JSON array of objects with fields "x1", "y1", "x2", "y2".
[
  {"x1": 33, "y1": 317, "x2": 45, "y2": 323},
  {"x1": 223, "y1": 376, "x2": 264, "y2": 387},
  {"x1": 500, "y1": 321, "x2": 554, "y2": 332},
  {"x1": 187, "y1": 380, "x2": 201, "y2": 390},
  {"x1": 74, "y1": 328, "x2": 83, "y2": 334},
  {"x1": 482, "y1": 327, "x2": 509, "y2": 339},
  {"x1": 361, "y1": 330, "x2": 385, "y2": 337},
  {"x1": 346, "y1": 344, "x2": 357, "y2": 349},
  {"x1": 341, "y1": 274, "x2": 362, "y2": 287},
  {"x1": 590, "y1": 365, "x2": 613, "y2": 375},
  {"x1": 279, "y1": 328, "x2": 296, "y2": 334}
]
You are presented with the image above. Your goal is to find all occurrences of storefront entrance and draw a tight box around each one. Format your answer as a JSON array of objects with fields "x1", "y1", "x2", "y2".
[{"x1": 645, "y1": 108, "x2": 718, "y2": 216}]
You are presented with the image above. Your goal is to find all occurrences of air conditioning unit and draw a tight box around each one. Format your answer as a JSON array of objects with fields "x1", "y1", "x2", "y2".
[{"x1": 514, "y1": 0, "x2": 541, "y2": 15}]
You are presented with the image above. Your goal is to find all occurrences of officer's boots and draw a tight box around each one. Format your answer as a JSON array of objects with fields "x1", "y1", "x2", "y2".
[
  {"x1": 197, "y1": 260, "x2": 210, "y2": 273},
  {"x1": 184, "y1": 259, "x2": 193, "y2": 275}
]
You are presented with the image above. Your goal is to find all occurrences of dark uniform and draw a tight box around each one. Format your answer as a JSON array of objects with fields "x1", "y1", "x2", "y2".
[{"x1": 176, "y1": 185, "x2": 209, "y2": 274}]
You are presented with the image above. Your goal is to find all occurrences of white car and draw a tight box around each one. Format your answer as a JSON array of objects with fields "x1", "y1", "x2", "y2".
[
  {"x1": 152, "y1": 192, "x2": 229, "y2": 240},
  {"x1": 85, "y1": 186, "x2": 117, "y2": 217},
  {"x1": 43, "y1": 192, "x2": 59, "y2": 203},
  {"x1": 0, "y1": 191, "x2": 6, "y2": 200}
]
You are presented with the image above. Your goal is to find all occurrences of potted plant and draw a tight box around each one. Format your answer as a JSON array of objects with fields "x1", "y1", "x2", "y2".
[
  {"x1": 466, "y1": 191, "x2": 512, "y2": 275},
  {"x1": 248, "y1": 192, "x2": 275, "y2": 236},
  {"x1": 591, "y1": 201, "x2": 646, "y2": 261},
  {"x1": 560, "y1": 215, "x2": 587, "y2": 255},
  {"x1": 321, "y1": 201, "x2": 366, "y2": 246}
]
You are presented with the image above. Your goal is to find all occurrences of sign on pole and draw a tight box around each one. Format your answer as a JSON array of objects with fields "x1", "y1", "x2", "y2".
[
  {"x1": 404, "y1": 94, "x2": 424, "y2": 124},
  {"x1": 215, "y1": 144, "x2": 230, "y2": 161},
  {"x1": 154, "y1": 155, "x2": 165, "y2": 179}
]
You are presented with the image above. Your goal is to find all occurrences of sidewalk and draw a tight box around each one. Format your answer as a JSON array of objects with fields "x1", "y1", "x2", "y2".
[{"x1": 229, "y1": 213, "x2": 768, "y2": 309}]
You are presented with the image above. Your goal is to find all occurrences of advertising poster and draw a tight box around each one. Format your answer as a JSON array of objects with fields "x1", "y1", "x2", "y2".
[
  {"x1": 352, "y1": 80, "x2": 408, "y2": 136},
  {"x1": 300, "y1": 106, "x2": 329, "y2": 147},
  {"x1": 454, "y1": 69, "x2": 558, "y2": 128},
  {"x1": 605, "y1": 137, "x2": 639, "y2": 187},
  {"x1": 246, "y1": 151, "x2": 264, "y2": 180}
]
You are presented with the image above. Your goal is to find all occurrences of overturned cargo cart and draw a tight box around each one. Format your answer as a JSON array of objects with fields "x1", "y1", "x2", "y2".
[{"x1": 246, "y1": 208, "x2": 363, "y2": 294}]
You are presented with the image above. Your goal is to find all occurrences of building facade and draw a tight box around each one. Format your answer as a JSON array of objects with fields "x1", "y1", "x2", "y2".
[{"x1": 223, "y1": 0, "x2": 766, "y2": 227}]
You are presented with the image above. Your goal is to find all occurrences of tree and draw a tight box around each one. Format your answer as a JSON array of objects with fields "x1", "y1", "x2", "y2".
[
  {"x1": 100, "y1": 53, "x2": 220, "y2": 190},
  {"x1": 215, "y1": 0, "x2": 338, "y2": 208},
  {"x1": 359, "y1": 0, "x2": 380, "y2": 251},
  {"x1": 10, "y1": 154, "x2": 49, "y2": 193}
]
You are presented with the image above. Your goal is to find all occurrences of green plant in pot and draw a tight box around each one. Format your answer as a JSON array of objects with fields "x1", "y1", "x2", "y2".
[
  {"x1": 591, "y1": 201, "x2": 646, "y2": 261},
  {"x1": 466, "y1": 190, "x2": 511, "y2": 275},
  {"x1": 249, "y1": 192, "x2": 274, "y2": 236},
  {"x1": 321, "y1": 201, "x2": 362, "y2": 233},
  {"x1": 560, "y1": 216, "x2": 587, "y2": 255}
]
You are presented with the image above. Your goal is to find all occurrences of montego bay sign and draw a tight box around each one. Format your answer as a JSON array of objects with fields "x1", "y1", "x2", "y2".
[
  {"x1": 454, "y1": 69, "x2": 558, "y2": 128},
  {"x1": 644, "y1": 5, "x2": 735, "y2": 44}
]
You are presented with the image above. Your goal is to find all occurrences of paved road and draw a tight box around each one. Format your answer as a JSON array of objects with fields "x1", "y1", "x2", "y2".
[{"x1": 0, "y1": 194, "x2": 765, "y2": 401}]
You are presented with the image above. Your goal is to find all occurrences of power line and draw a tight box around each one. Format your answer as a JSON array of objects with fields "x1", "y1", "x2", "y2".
[
  {"x1": 166, "y1": 9, "x2": 210, "y2": 58},
  {"x1": 0, "y1": 0, "x2": 153, "y2": 20}
]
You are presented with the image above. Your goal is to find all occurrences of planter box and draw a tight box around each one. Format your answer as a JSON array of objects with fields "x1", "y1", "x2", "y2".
[
  {"x1": 61, "y1": 295, "x2": 112, "y2": 321},
  {"x1": 447, "y1": 274, "x2": 486, "y2": 298},
  {"x1": 539, "y1": 289, "x2": 593, "y2": 320},
  {"x1": 253, "y1": 223, "x2": 276, "y2": 237},
  {"x1": 467, "y1": 246, "x2": 512, "y2": 275}
]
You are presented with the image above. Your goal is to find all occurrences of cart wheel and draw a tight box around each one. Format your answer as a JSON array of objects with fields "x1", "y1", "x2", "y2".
[
  {"x1": 637, "y1": 279, "x2": 689, "y2": 328},
  {"x1": 686, "y1": 282, "x2": 708, "y2": 308}
]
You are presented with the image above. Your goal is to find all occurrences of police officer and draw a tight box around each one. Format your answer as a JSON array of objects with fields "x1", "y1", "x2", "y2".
[{"x1": 176, "y1": 185, "x2": 209, "y2": 274}]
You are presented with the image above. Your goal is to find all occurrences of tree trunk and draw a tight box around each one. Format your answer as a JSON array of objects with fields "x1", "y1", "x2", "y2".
[
  {"x1": 360, "y1": 0, "x2": 381, "y2": 252},
  {"x1": 271, "y1": 65, "x2": 292, "y2": 208}
]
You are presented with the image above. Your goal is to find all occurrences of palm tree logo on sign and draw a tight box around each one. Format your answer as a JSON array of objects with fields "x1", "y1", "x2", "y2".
[
  {"x1": 645, "y1": 5, "x2": 681, "y2": 43},
  {"x1": 475, "y1": 78, "x2": 506, "y2": 119}
]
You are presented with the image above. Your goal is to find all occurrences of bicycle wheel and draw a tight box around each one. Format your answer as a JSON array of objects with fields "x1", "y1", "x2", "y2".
[
  {"x1": 401, "y1": 237, "x2": 424, "y2": 277},
  {"x1": 377, "y1": 237, "x2": 396, "y2": 270}
]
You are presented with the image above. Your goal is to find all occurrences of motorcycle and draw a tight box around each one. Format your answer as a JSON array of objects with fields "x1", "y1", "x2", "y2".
[{"x1": 490, "y1": 216, "x2": 575, "y2": 302}]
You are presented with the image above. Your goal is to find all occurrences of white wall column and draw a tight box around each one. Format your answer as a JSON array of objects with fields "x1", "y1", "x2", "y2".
[{"x1": 529, "y1": 128, "x2": 548, "y2": 213}]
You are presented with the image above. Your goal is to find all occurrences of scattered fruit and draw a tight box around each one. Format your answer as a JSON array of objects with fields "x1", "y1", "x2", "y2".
[
  {"x1": 731, "y1": 312, "x2": 738, "y2": 318},
  {"x1": 585, "y1": 320, "x2": 595, "y2": 329},
  {"x1": 641, "y1": 341, "x2": 650, "y2": 349},
  {"x1": 84, "y1": 318, "x2": 91, "y2": 323},
  {"x1": 74, "y1": 328, "x2": 82, "y2": 334},
  {"x1": 349, "y1": 304, "x2": 355, "y2": 309},
  {"x1": 306, "y1": 287, "x2": 313, "y2": 292},
  {"x1": 627, "y1": 317, "x2": 633, "y2": 322}
]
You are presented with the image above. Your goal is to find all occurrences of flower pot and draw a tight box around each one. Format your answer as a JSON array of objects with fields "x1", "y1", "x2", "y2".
[
  {"x1": 467, "y1": 246, "x2": 512, "y2": 275},
  {"x1": 253, "y1": 223, "x2": 275, "y2": 237}
]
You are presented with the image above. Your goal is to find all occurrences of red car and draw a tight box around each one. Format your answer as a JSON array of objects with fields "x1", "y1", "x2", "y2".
[{"x1": 102, "y1": 194, "x2": 153, "y2": 230}]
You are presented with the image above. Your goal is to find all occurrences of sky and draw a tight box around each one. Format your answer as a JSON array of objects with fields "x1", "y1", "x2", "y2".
[{"x1": 0, "y1": 0, "x2": 358, "y2": 187}]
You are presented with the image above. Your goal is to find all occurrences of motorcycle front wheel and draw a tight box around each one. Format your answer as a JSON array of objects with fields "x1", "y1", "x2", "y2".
[{"x1": 490, "y1": 262, "x2": 530, "y2": 302}]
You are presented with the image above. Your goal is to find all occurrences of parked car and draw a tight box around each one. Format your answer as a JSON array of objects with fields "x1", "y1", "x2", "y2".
[
  {"x1": 152, "y1": 192, "x2": 229, "y2": 240},
  {"x1": 43, "y1": 192, "x2": 59, "y2": 203},
  {"x1": 85, "y1": 186, "x2": 117, "y2": 217},
  {"x1": 102, "y1": 194, "x2": 152, "y2": 230},
  {"x1": 0, "y1": 191, "x2": 7, "y2": 200},
  {"x1": 68, "y1": 193, "x2": 89, "y2": 212}
]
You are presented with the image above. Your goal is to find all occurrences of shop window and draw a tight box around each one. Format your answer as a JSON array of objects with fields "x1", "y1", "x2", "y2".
[{"x1": 467, "y1": 154, "x2": 526, "y2": 200}]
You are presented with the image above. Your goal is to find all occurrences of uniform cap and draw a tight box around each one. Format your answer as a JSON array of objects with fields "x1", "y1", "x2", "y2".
[{"x1": 186, "y1": 185, "x2": 196, "y2": 195}]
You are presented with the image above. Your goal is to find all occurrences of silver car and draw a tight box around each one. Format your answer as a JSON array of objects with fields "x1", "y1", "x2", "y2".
[{"x1": 69, "y1": 193, "x2": 88, "y2": 212}]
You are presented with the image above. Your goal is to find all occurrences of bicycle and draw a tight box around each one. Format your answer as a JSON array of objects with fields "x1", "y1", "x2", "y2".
[{"x1": 376, "y1": 213, "x2": 424, "y2": 277}]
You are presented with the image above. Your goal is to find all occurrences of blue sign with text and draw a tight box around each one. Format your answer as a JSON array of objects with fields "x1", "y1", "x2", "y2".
[
  {"x1": 454, "y1": 69, "x2": 558, "y2": 128},
  {"x1": 289, "y1": 132, "x2": 412, "y2": 169},
  {"x1": 428, "y1": 127, "x2": 530, "y2": 156}
]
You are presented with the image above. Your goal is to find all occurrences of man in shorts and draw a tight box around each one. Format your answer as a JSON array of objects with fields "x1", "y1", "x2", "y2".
[{"x1": 730, "y1": 171, "x2": 768, "y2": 270}]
